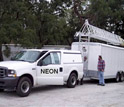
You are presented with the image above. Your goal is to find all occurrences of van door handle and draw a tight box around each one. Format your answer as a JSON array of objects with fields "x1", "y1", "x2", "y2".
[{"x1": 59, "y1": 67, "x2": 63, "y2": 72}]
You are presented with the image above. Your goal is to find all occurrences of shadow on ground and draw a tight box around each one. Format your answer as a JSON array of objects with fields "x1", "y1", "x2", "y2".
[
  {"x1": 1, "y1": 79, "x2": 122, "y2": 97},
  {"x1": 83, "y1": 78, "x2": 120, "y2": 84}
]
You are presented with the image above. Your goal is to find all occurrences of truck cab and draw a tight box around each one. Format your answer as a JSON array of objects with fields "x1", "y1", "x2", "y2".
[{"x1": 0, "y1": 49, "x2": 83, "y2": 97}]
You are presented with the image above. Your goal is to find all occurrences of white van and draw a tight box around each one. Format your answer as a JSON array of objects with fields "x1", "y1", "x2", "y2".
[{"x1": 0, "y1": 49, "x2": 83, "y2": 97}]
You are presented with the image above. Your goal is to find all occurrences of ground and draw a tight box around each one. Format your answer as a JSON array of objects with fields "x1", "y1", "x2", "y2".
[{"x1": 0, "y1": 80, "x2": 124, "y2": 107}]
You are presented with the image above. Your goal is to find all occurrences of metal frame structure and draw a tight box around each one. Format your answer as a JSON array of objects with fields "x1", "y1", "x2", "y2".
[{"x1": 74, "y1": 19, "x2": 124, "y2": 46}]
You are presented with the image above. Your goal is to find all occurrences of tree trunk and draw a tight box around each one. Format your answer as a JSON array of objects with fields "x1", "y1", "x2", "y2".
[
  {"x1": 73, "y1": 0, "x2": 84, "y2": 25},
  {"x1": 0, "y1": 44, "x2": 3, "y2": 61}
]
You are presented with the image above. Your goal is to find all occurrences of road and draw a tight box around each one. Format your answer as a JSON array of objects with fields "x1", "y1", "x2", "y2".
[{"x1": 0, "y1": 80, "x2": 124, "y2": 107}]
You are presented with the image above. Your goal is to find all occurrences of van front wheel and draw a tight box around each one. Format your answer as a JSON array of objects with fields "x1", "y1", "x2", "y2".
[
  {"x1": 67, "y1": 73, "x2": 77, "y2": 88},
  {"x1": 16, "y1": 77, "x2": 32, "y2": 97}
]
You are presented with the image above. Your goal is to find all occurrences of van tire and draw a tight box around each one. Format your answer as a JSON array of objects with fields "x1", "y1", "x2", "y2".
[
  {"x1": 16, "y1": 77, "x2": 32, "y2": 97},
  {"x1": 67, "y1": 73, "x2": 77, "y2": 88},
  {"x1": 116, "y1": 73, "x2": 120, "y2": 82}
]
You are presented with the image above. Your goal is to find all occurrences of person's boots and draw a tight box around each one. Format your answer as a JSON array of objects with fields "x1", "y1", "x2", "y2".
[
  {"x1": 77, "y1": 80, "x2": 79, "y2": 85},
  {"x1": 80, "y1": 78, "x2": 83, "y2": 85}
]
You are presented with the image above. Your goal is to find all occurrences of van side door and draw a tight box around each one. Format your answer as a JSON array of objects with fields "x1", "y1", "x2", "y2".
[{"x1": 36, "y1": 51, "x2": 64, "y2": 85}]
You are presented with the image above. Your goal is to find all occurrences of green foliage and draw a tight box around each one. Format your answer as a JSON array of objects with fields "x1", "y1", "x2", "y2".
[
  {"x1": 0, "y1": 0, "x2": 124, "y2": 61},
  {"x1": 87, "y1": 0, "x2": 124, "y2": 37}
]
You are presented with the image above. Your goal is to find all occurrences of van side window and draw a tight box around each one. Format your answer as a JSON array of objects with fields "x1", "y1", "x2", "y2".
[
  {"x1": 38, "y1": 52, "x2": 61, "y2": 66},
  {"x1": 51, "y1": 52, "x2": 60, "y2": 64}
]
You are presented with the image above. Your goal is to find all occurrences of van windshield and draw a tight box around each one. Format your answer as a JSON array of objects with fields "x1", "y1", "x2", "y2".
[{"x1": 12, "y1": 51, "x2": 47, "y2": 62}]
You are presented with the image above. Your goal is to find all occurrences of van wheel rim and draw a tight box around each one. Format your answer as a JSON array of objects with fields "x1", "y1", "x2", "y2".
[
  {"x1": 71, "y1": 76, "x2": 76, "y2": 85},
  {"x1": 21, "y1": 81, "x2": 30, "y2": 93}
]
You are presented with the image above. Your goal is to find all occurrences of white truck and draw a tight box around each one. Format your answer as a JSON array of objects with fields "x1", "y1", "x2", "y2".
[
  {"x1": 0, "y1": 49, "x2": 83, "y2": 97},
  {"x1": 72, "y1": 20, "x2": 124, "y2": 82}
]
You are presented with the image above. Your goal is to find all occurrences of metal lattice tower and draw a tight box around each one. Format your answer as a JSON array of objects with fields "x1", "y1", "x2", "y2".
[{"x1": 74, "y1": 20, "x2": 124, "y2": 46}]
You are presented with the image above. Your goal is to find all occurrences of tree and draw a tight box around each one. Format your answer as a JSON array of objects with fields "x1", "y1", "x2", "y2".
[
  {"x1": 34, "y1": 0, "x2": 73, "y2": 47},
  {"x1": 87, "y1": 0, "x2": 124, "y2": 38},
  {"x1": 0, "y1": 0, "x2": 74, "y2": 61},
  {"x1": 1, "y1": 0, "x2": 124, "y2": 61},
  {"x1": 0, "y1": 0, "x2": 38, "y2": 61}
]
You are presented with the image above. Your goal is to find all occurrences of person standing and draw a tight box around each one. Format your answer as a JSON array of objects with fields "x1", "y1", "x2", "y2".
[{"x1": 97, "y1": 55, "x2": 105, "y2": 86}]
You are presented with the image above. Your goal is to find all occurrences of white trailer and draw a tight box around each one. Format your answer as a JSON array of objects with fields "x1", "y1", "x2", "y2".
[
  {"x1": 71, "y1": 20, "x2": 124, "y2": 82},
  {"x1": 72, "y1": 42, "x2": 124, "y2": 81}
]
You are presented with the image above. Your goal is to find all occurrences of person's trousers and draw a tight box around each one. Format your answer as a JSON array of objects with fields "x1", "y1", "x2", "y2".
[{"x1": 98, "y1": 71, "x2": 105, "y2": 85}]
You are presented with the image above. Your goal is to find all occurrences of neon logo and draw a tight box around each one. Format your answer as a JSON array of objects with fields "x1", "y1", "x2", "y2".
[{"x1": 41, "y1": 69, "x2": 58, "y2": 74}]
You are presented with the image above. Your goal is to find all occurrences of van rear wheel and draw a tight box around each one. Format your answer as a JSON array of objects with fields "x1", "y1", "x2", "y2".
[{"x1": 67, "y1": 73, "x2": 77, "y2": 88}]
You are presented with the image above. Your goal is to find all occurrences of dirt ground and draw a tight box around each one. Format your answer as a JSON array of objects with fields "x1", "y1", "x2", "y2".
[{"x1": 0, "y1": 80, "x2": 124, "y2": 107}]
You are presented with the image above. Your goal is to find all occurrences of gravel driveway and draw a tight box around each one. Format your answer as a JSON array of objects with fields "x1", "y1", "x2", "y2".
[{"x1": 0, "y1": 80, "x2": 124, "y2": 107}]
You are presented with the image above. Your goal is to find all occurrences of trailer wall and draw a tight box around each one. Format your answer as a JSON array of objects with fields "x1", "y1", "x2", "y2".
[
  {"x1": 71, "y1": 42, "x2": 124, "y2": 79},
  {"x1": 101, "y1": 44, "x2": 124, "y2": 78}
]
